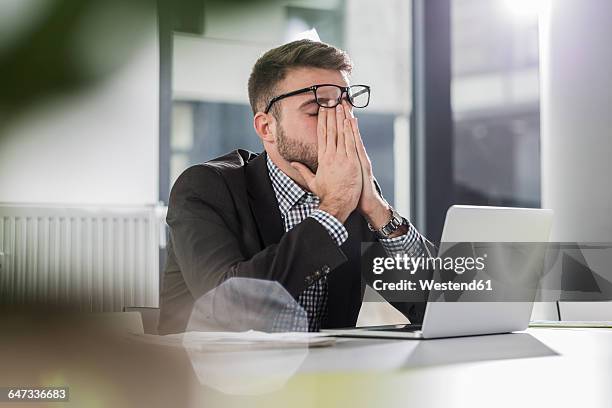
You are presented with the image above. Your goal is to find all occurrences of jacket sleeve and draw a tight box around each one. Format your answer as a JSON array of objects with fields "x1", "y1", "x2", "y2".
[{"x1": 166, "y1": 165, "x2": 349, "y2": 301}]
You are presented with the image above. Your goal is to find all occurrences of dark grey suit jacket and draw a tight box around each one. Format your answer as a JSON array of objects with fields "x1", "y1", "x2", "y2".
[{"x1": 158, "y1": 149, "x2": 426, "y2": 334}]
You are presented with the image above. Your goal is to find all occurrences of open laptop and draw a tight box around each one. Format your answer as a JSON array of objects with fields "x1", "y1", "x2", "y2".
[{"x1": 323, "y1": 205, "x2": 554, "y2": 339}]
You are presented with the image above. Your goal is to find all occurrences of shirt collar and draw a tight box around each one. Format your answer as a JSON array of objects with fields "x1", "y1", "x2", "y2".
[{"x1": 266, "y1": 156, "x2": 312, "y2": 216}]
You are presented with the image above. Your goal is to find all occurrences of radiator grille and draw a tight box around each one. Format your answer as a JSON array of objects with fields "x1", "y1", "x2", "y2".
[{"x1": 0, "y1": 205, "x2": 161, "y2": 312}]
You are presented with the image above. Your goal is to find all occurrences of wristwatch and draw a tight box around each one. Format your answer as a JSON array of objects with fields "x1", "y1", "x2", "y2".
[{"x1": 368, "y1": 207, "x2": 407, "y2": 238}]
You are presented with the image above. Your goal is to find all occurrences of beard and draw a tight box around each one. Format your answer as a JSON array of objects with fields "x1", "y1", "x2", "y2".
[{"x1": 276, "y1": 123, "x2": 318, "y2": 173}]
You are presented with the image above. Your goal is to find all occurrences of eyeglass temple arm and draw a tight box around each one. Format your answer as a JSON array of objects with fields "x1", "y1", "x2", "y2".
[{"x1": 264, "y1": 86, "x2": 315, "y2": 113}]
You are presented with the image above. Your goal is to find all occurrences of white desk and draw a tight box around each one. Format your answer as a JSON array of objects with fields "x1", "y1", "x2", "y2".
[
  {"x1": 190, "y1": 327, "x2": 612, "y2": 408},
  {"x1": 2, "y1": 323, "x2": 611, "y2": 407}
]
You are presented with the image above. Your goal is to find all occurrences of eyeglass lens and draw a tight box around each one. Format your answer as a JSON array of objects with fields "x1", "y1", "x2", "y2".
[{"x1": 315, "y1": 85, "x2": 369, "y2": 108}]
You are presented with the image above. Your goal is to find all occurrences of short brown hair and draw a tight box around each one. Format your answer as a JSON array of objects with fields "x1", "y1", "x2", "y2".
[{"x1": 247, "y1": 39, "x2": 352, "y2": 117}]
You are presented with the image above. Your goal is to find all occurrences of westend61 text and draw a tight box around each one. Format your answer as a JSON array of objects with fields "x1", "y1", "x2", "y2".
[{"x1": 372, "y1": 279, "x2": 493, "y2": 292}]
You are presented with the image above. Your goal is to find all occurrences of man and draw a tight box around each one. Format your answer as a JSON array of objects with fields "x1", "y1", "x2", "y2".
[{"x1": 158, "y1": 39, "x2": 427, "y2": 334}]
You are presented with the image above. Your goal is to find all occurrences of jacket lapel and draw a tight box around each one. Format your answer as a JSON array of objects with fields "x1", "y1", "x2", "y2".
[{"x1": 245, "y1": 152, "x2": 285, "y2": 247}]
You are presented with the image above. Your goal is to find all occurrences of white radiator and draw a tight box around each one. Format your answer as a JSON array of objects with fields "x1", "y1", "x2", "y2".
[{"x1": 0, "y1": 204, "x2": 166, "y2": 312}]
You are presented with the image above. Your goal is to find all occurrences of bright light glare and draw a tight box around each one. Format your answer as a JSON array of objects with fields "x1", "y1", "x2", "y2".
[{"x1": 503, "y1": 0, "x2": 551, "y2": 19}]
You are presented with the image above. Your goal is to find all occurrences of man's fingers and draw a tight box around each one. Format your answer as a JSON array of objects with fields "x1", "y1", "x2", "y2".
[
  {"x1": 317, "y1": 107, "x2": 327, "y2": 158},
  {"x1": 342, "y1": 99, "x2": 354, "y2": 119},
  {"x1": 340, "y1": 100, "x2": 358, "y2": 157},
  {"x1": 336, "y1": 105, "x2": 346, "y2": 156},
  {"x1": 352, "y1": 118, "x2": 366, "y2": 157},
  {"x1": 326, "y1": 106, "x2": 337, "y2": 153},
  {"x1": 336, "y1": 102, "x2": 346, "y2": 140},
  {"x1": 344, "y1": 118, "x2": 357, "y2": 157},
  {"x1": 290, "y1": 162, "x2": 316, "y2": 189},
  {"x1": 351, "y1": 117, "x2": 371, "y2": 169}
]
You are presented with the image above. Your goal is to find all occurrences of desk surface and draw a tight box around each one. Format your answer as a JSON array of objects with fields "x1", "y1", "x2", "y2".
[
  {"x1": 190, "y1": 327, "x2": 612, "y2": 408},
  {"x1": 2, "y1": 325, "x2": 612, "y2": 408}
]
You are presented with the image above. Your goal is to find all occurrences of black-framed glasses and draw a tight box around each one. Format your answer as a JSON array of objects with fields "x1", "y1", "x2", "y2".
[{"x1": 264, "y1": 84, "x2": 371, "y2": 114}]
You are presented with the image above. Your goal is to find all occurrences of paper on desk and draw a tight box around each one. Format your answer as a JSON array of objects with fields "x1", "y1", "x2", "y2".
[
  {"x1": 130, "y1": 330, "x2": 336, "y2": 350},
  {"x1": 529, "y1": 320, "x2": 612, "y2": 328}
]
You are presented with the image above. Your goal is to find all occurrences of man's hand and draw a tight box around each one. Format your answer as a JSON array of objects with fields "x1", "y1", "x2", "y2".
[
  {"x1": 342, "y1": 101, "x2": 403, "y2": 234},
  {"x1": 290, "y1": 104, "x2": 362, "y2": 223}
]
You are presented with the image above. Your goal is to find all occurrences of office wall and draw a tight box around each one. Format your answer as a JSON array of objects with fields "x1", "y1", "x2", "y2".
[
  {"x1": 0, "y1": 12, "x2": 159, "y2": 206},
  {"x1": 540, "y1": 0, "x2": 612, "y2": 318}
]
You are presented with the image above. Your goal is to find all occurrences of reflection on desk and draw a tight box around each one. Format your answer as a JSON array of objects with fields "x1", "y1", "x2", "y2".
[{"x1": 296, "y1": 333, "x2": 557, "y2": 373}]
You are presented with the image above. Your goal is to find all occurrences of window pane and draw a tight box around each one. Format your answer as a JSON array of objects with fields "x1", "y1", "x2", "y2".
[{"x1": 451, "y1": 0, "x2": 541, "y2": 208}]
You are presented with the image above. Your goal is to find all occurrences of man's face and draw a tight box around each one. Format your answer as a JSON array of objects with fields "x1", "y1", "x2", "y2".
[{"x1": 272, "y1": 67, "x2": 349, "y2": 173}]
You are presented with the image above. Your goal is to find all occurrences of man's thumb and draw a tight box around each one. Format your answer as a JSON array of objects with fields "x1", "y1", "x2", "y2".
[{"x1": 290, "y1": 162, "x2": 315, "y2": 184}]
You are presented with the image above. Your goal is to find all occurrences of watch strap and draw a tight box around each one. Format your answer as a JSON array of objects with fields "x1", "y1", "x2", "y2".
[{"x1": 368, "y1": 207, "x2": 406, "y2": 238}]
